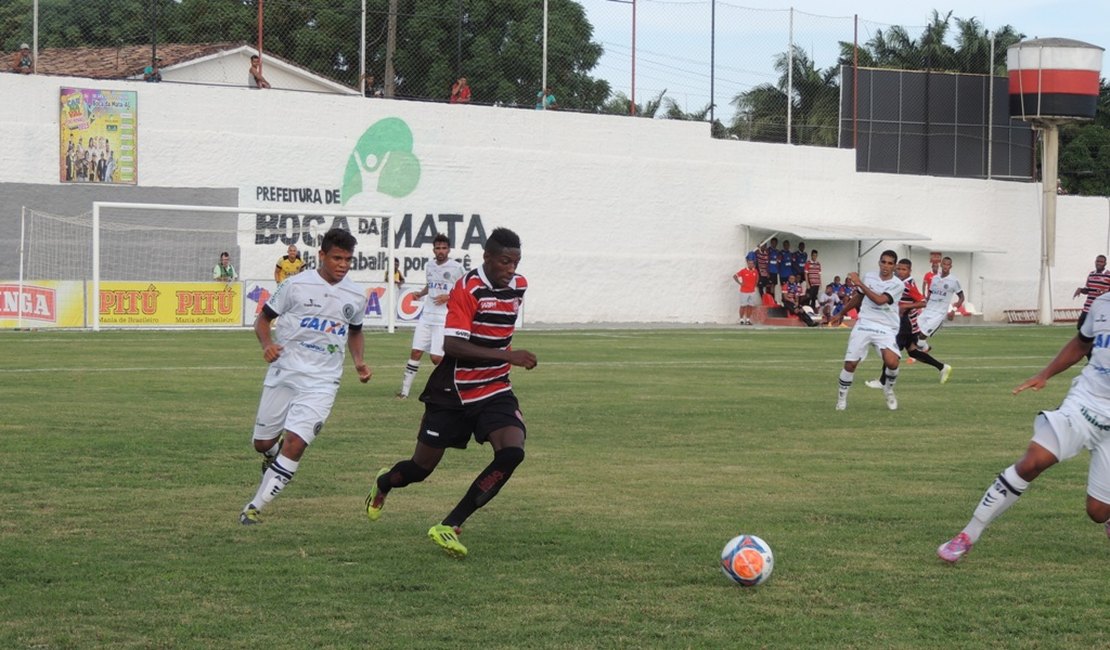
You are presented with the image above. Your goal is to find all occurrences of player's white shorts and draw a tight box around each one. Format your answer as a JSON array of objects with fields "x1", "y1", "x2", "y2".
[
  {"x1": 917, "y1": 309, "x2": 947, "y2": 337},
  {"x1": 1034, "y1": 388, "x2": 1110, "y2": 503},
  {"x1": 252, "y1": 367, "x2": 338, "y2": 445},
  {"x1": 739, "y1": 291, "x2": 759, "y2": 307},
  {"x1": 410, "y1": 320, "x2": 446, "y2": 357},
  {"x1": 843, "y1": 322, "x2": 898, "y2": 362}
]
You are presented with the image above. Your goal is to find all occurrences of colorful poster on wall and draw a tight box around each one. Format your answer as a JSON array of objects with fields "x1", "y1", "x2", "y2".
[{"x1": 59, "y1": 87, "x2": 137, "y2": 185}]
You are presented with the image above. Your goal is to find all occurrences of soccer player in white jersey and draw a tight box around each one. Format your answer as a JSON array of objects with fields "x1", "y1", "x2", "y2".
[
  {"x1": 916, "y1": 256, "x2": 964, "y2": 348},
  {"x1": 239, "y1": 228, "x2": 372, "y2": 525},
  {"x1": 397, "y1": 233, "x2": 466, "y2": 399},
  {"x1": 938, "y1": 292, "x2": 1110, "y2": 563},
  {"x1": 831, "y1": 250, "x2": 904, "y2": 411}
]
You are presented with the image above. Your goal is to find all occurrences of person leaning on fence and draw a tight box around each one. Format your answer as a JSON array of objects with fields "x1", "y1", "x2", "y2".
[
  {"x1": 450, "y1": 77, "x2": 471, "y2": 104},
  {"x1": 11, "y1": 43, "x2": 32, "y2": 74},
  {"x1": 249, "y1": 55, "x2": 271, "y2": 89},
  {"x1": 213, "y1": 252, "x2": 237, "y2": 283},
  {"x1": 143, "y1": 57, "x2": 163, "y2": 82}
]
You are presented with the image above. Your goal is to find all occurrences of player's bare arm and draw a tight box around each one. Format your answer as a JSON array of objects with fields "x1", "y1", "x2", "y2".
[
  {"x1": 444, "y1": 336, "x2": 537, "y2": 370},
  {"x1": 254, "y1": 311, "x2": 283, "y2": 362},
  {"x1": 1013, "y1": 335, "x2": 1092, "y2": 395},
  {"x1": 347, "y1": 329, "x2": 372, "y2": 383}
]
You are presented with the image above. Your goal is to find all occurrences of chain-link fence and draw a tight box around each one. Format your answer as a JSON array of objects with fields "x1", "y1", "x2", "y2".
[{"x1": 12, "y1": 1, "x2": 1105, "y2": 186}]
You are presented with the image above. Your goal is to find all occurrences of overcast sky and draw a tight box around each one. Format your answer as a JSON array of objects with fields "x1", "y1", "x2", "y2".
[{"x1": 575, "y1": 0, "x2": 1108, "y2": 113}]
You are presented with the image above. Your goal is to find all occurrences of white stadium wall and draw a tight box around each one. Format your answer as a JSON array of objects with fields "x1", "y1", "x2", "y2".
[{"x1": 1, "y1": 72, "x2": 1106, "y2": 325}]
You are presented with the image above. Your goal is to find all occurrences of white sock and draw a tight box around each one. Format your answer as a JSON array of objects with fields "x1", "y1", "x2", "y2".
[
  {"x1": 963, "y1": 465, "x2": 1029, "y2": 543},
  {"x1": 838, "y1": 369, "x2": 854, "y2": 398},
  {"x1": 400, "y1": 360, "x2": 421, "y2": 395},
  {"x1": 247, "y1": 455, "x2": 300, "y2": 512},
  {"x1": 883, "y1": 366, "x2": 900, "y2": 390}
]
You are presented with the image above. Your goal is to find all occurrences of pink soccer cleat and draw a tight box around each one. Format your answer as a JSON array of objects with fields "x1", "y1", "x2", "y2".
[{"x1": 937, "y1": 531, "x2": 973, "y2": 564}]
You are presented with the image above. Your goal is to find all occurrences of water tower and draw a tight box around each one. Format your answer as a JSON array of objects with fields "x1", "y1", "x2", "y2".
[{"x1": 1007, "y1": 38, "x2": 1104, "y2": 325}]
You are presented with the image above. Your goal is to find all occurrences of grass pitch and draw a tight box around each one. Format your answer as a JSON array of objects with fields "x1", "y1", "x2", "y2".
[{"x1": 2, "y1": 325, "x2": 1110, "y2": 648}]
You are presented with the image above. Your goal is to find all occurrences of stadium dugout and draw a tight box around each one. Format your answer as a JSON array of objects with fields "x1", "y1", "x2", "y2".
[{"x1": 740, "y1": 220, "x2": 929, "y2": 271}]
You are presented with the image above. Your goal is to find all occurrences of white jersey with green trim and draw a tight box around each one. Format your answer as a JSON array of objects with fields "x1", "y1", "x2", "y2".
[
  {"x1": 856, "y1": 271, "x2": 904, "y2": 331},
  {"x1": 420, "y1": 257, "x2": 465, "y2": 326},
  {"x1": 1075, "y1": 293, "x2": 1110, "y2": 407},
  {"x1": 265, "y1": 270, "x2": 367, "y2": 382}
]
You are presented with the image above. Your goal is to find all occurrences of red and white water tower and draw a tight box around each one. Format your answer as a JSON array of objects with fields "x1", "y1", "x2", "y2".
[{"x1": 1007, "y1": 38, "x2": 1103, "y2": 324}]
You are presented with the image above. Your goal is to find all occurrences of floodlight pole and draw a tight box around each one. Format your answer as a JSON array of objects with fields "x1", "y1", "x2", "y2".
[{"x1": 1037, "y1": 122, "x2": 1060, "y2": 325}]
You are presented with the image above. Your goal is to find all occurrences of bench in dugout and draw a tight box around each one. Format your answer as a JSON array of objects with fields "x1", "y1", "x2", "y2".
[{"x1": 1004, "y1": 308, "x2": 1081, "y2": 324}]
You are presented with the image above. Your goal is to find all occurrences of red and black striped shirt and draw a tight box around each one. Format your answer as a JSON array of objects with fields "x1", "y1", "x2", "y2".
[
  {"x1": 421, "y1": 265, "x2": 527, "y2": 405},
  {"x1": 1082, "y1": 270, "x2": 1110, "y2": 313}
]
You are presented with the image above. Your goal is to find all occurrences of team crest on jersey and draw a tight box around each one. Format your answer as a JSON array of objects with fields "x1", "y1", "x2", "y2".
[{"x1": 343, "y1": 303, "x2": 357, "y2": 321}]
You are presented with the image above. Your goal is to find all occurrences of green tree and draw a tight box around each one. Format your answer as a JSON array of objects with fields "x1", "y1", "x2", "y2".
[
  {"x1": 729, "y1": 47, "x2": 838, "y2": 146},
  {"x1": 600, "y1": 89, "x2": 668, "y2": 117},
  {"x1": 8, "y1": 0, "x2": 610, "y2": 108}
]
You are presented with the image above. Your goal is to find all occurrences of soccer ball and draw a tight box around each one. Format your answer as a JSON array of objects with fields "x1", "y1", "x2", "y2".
[{"x1": 720, "y1": 534, "x2": 774, "y2": 586}]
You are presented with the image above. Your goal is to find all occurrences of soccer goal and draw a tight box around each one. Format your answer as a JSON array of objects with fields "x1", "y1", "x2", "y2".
[{"x1": 15, "y1": 202, "x2": 397, "y2": 331}]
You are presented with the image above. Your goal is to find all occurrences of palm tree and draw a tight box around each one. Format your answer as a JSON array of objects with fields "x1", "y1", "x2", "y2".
[{"x1": 729, "y1": 47, "x2": 839, "y2": 146}]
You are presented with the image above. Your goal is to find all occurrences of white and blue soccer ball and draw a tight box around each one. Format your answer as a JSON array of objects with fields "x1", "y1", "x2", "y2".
[{"x1": 720, "y1": 534, "x2": 774, "y2": 586}]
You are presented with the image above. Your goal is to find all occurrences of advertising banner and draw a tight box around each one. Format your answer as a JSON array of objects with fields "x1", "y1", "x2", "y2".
[
  {"x1": 240, "y1": 279, "x2": 419, "y2": 328},
  {"x1": 60, "y1": 87, "x2": 138, "y2": 184},
  {"x1": 0, "y1": 281, "x2": 86, "y2": 328},
  {"x1": 95, "y1": 282, "x2": 241, "y2": 327}
]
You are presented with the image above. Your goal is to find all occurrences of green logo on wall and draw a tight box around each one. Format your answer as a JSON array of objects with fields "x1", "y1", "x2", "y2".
[{"x1": 341, "y1": 117, "x2": 421, "y2": 204}]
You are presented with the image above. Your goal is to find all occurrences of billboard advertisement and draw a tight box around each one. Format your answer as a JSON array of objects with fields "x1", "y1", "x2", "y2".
[{"x1": 60, "y1": 87, "x2": 138, "y2": 184}]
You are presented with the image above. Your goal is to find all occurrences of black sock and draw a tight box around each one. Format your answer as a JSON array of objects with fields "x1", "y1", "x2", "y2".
[
  {"x1": 909, "y1": 348, "x2": 944, "y2": 370},
  {"x1": 378, "y1": 460, "x2": 431, "y2": 496},
  {"x1": 443, "y1": 447, "x2": 525, "y2": 528}
]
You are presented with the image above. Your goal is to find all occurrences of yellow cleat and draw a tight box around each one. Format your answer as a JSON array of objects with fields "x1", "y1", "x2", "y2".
[
  {"x1": 428, "y1": 524, "x2": 467, "y2": 558},
  {"x1": 365, "y1": 467, "x2": 390, "y2": 521},
  {"x1": 239, "y1": 506, "x2": 261, "y2": 526}
]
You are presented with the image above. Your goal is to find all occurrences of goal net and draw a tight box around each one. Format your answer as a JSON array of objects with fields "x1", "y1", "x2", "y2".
[{"x1": 15, "y1": 202, "x2": 397, "y2": 331}]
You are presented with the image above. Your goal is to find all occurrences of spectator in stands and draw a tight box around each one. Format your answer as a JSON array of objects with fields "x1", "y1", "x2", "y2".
[
  {"x1": 733, "y1": 258, "x2": 759, "y2": 325},
  {"x1": 536, "y1": 87, "x2": 557, "y2": 110},
  {"x1": 779, "y1": 240, "x2": 795, "y2": 294},
  {"x1": 1073, "y1": 254, "x2": 1110, "y2": 331},
  {"x1": 249, "y1": 55, "x2": 271, "y2": 89},
  {"x1": 754, "y1": 241, "x2": 770, "y2": 297},
  {"x1": 781, "y1": 274, "x2": 803, "y2": 316},
  {"x1": 765, "y1": 237, "x2": 780, "y2": 302},
  {"x1": 213, "y1": 252, "x2": 238, "y2": 283},
  {"x1": 922, "y1": 257, "x2": 941, "y2": 296},
  {"x1": 274, "y1": 244, "x2": 304, "y2": 284},
  {"x1": 11, "y1": 43, "x2": 32, "y2": 74},
  {"x1": 450, "y1": 77, "x2": 471, "y2": 103},
  {"x1": 388, "y1": 258, "x2": 405, "y2": 290},
  {"x1": 143, "y1": 57, "x2": 163, "y2": 82},
  {"x1": 794, "y1": 242, "x2": 809, "y2": 298},
  {"x1": 362, "y1": 73, "x2": 383, "y2": 98},
  {"x1": 816, "y1": 283, "x2": 840, "y2": 324},
  {"x1": 804, "y1": 249, "x2": 822, "y2": 307}
]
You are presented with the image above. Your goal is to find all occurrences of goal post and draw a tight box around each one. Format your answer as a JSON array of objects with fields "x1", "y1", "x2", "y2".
[{"x1": 13, "y1": 201, "x2": 396, "y2": 331}]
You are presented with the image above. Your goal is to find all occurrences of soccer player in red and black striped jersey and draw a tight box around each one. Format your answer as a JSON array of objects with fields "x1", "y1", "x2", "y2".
[
  {"x1": 866, "y1": 259, "x2": 952, "y2": 389},
  {"x1": 1074, "y1": 255, "x2": 1110, "y2": 330},
  {"x1": 364, "y1": 227, "x2": 536, "y2": 558}
]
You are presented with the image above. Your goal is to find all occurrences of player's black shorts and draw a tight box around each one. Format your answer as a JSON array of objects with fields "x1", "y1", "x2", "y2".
[
  {"x1": 417, "y1": 392, "x2": 526, "y2": 450},
  {"x1": 896, "y1": 314, "x2": 914, "y2": 350}
]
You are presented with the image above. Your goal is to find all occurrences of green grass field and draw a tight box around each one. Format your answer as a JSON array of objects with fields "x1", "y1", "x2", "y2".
[{"x1": 3, "y1": 325, "x2": 1110, "y2": 648}]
